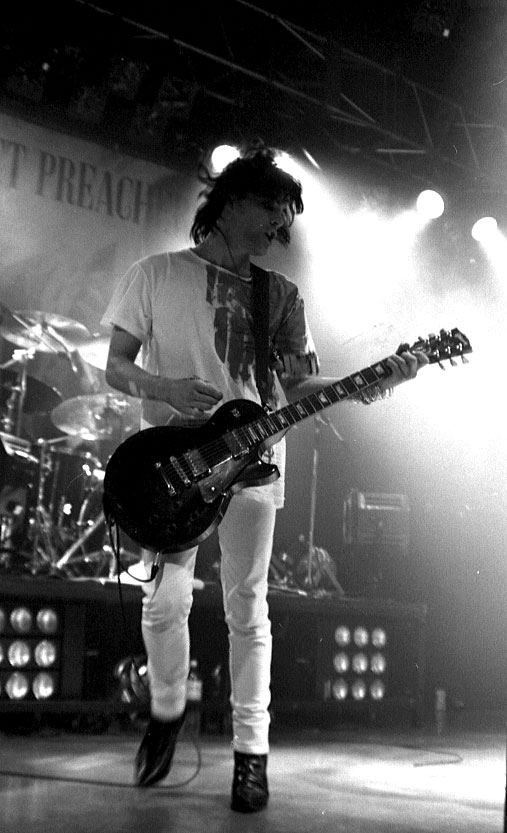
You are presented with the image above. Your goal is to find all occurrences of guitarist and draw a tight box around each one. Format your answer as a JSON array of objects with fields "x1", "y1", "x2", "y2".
[{"x1": 101, "y1": 142, "x2": 428, "y2": 812}]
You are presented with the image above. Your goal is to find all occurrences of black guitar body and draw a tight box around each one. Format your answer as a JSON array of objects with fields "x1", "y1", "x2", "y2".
[{"x1": 103, "y1": 399, "x2": 280, "y2": 553}]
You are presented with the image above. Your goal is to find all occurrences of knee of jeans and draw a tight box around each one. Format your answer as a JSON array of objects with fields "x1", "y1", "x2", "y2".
[
  {"x1": 142, "y1": 577, "x2": 193, "y2": 634},
  {"x1": 224, "y1": 598, "x2": 271, "y2": 635}
]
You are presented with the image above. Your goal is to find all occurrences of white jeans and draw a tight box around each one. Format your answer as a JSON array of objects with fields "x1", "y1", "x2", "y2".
[{"x1": 140, "y1": 492, "x2": 276, "y2": 755}]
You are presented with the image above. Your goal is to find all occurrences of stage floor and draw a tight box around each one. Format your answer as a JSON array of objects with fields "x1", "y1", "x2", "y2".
[{"x1": 0, "y1": 709, "x2": 504, "y2": 833}]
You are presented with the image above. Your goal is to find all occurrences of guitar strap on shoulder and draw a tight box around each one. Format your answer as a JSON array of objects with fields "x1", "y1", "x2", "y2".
[{"x1": 251, "y1": 263, "x2": 270, "y2": 407}]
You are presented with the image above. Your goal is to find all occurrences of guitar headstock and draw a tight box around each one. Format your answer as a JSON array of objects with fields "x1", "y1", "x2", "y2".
[{"x1": 402, "y1": 328, "x2": 472, "y2": 367}]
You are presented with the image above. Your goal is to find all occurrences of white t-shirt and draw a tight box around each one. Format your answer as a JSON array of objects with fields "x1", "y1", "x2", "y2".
[{"x1": 101, "y1": 248, "x2": 318, "y2": 508}]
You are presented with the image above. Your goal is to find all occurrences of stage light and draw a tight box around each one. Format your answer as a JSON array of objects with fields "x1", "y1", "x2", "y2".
[
  {"x1": 471, "y1": 216, "x2": 498, "y2": 242},
  {"x1": 371, "y1": 628, "x2": 387, "y2": 648},
  {"x1": 321, "y1": 622, "x2": 393, "y2": 706},
  {"x1": 34, "y1": 640, "x2": 58, "y2": 668},
  {"x1": 333, "y1": 652, "x2": 350, "y2": 673},
  {"x1": 353, "y1": 627, "x2": 369, "y2": 647},
  {"x1": 416, "y1": 189, "x2": 445, "y2": 219},
  {"x1": 210, "y1": 144, "x2": 240, "y2": 173},
  {"x1": 10, "y1": 607, "x2": 32, "y2": 634},
  {"x1": 5, "y1": 672, "x2": 30, "y2": 700},
  {"x1": 371, "y1": 653, "x2": 387, "y2": 674},
  {"x1": 370, "y1": 680, "x2": 386, "y2": 701},
  {"x1": 334, "y1": 626, "x2": 351, "y2": 646},
  {"x1": 36, "y1": 609, "x2": 59, "y2": 635},
  {"x1": 0, "y1": 603, "x2": 62, "y2": 702},
  {"x1": 33, "y1": 672, "x2": 56, "y2": 700},
  {"x1": 8, "y1": 641, "x2": 31, "y2": 668},
  {"x1": 352, "y1": 653, "x2": 369, "y2": 674},
  {"x1": 332, "y1": 678, "x2": 348, "y2": 700},
  {"x1": 351, "y1": 679, "x2": 367, "y2": 700}
]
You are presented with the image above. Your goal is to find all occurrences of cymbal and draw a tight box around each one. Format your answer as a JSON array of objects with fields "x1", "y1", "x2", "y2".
[
  {"x1": 51, "y1": 393, "x2": 141, "y2": 441},
  {"x1": 0, "y1": 370, "x2": 62, "y2": 414},
  {"x1": 77, "y1": 335, "x2": 110, "y2": 370},
  {"x1": 0, "y1": 306, "x2": 91, "y2": 353}
]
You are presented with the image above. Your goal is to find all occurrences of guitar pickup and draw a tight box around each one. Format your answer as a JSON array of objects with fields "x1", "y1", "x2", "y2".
[
  {"x1": 224, "y1": 430, "x2": 249, "y2": 458},
  {"x1": 184, "y1": 449, "x2": 211, "y2": 478}
]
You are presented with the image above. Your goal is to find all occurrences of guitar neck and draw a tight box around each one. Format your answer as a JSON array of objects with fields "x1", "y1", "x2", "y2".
[{"x1": 249, "y1": 357, "x2": 393, "y2": 443}]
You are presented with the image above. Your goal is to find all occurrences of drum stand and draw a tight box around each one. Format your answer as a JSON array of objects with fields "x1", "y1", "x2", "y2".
[
  {"x1": 55, "y1": 510, "x2": 107, "y2": 574},
  {"x1": 27, "y1": 437, "x2": 70, "y2": 574}
]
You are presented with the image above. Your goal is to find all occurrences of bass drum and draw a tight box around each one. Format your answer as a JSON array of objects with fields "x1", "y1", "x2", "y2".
[{"x1": 66, "y1": 481, "x2": 141, "y2": 578}]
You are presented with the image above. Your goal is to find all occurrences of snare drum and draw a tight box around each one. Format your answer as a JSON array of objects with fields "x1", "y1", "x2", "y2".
[{"x1": 41, "y1": 447, "x2": 102, "y2": 531}]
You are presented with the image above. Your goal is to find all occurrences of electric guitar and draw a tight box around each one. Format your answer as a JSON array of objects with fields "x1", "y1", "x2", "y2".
[{"x1": 103, "y1": 328, "x2": 471, "y2": 553}]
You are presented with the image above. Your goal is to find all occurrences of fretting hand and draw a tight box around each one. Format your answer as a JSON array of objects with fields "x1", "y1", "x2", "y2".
[{"x1": 383, "y1": 349, "x2": 429, "y2": 388}]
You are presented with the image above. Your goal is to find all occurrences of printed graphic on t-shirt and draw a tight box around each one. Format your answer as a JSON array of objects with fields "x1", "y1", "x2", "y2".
[{"x1": 205, "y1": 264, "x2": 258, "y2": 386}]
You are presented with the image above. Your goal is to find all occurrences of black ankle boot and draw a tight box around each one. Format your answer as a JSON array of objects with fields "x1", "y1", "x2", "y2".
[
  {"x1": 134, "y1": 711, "x2": 186, "y2": 787},
  {"x1": 231, "y1": 752, "x2": 269, "y2": 813}
]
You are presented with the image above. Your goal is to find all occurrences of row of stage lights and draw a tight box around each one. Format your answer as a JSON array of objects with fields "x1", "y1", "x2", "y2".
[
  {"x1": 0, "y1": 605, "x2": 60, "y2": 701},
  {"x1": 210, "y1": 144, "x2": 502, "y2": 243},
  {"x1": 325, "y1": 624, "x2": 388, "y2": 703}
]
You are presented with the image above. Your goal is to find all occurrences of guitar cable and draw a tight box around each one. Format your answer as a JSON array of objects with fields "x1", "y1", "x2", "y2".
[{"x1": 105, "y1": 517, "x2": 158, "y2": 706}]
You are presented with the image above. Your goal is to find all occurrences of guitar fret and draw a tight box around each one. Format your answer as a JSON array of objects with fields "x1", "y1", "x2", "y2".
[
  {"x1": 361, "y1": 365, "x2": 383, "y2": 384},
  {"x1": 331, "y1": 382, "x2": 347, "y2": 399},
  {"x1": 317, "y1": 389, "x2": 334, "y2": 406}
]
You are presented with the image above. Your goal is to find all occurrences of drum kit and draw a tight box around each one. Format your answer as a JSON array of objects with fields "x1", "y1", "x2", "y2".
[{"x1": 0, "y1": 302, "x2": 141, "y2": 579}]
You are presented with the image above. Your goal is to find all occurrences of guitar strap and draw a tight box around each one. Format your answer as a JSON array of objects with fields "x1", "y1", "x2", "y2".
[{"x1": 251, "y1": 263, "x2": 270, "y2": 407}]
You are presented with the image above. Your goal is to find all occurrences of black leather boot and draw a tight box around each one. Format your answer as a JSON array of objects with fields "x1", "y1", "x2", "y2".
[
  {"x1": 134, "y1": 710, "x2": 186, "y2": 787},
  {"x1": 231, "y1": 752, "x2": 269, "y2": 812}
]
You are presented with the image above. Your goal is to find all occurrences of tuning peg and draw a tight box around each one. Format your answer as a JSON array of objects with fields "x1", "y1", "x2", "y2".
[
  {"x1": 461, "y1": 355, "x2": 469, "y2": 364},
  {"x1": 449, "y1": 358, "x2": 457, "y2": 367},
  {"x1": 438, "y1": 361, "x2": 446, "y2": 370}
]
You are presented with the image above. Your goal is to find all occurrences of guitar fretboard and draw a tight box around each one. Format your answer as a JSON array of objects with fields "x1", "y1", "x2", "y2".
[
  {"x1": 172, "y1": 358, "x2": 392, "y2": 480},
  {"x1": 237, "y1": 358, "x2": 390, "y2": 445}
]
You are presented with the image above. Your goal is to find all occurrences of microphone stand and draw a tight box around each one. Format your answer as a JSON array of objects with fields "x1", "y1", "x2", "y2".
[{"x1": 305, "y1": 414, "x2": 345, "y2": 593}]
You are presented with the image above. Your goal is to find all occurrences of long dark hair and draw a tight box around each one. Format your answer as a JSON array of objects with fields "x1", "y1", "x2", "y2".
[{"x1": 190, "y1": 142, "x2": 304, "y2": 247}]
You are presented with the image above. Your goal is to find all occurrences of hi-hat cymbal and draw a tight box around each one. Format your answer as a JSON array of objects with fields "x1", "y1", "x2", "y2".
[
  {"x1": 51, "y1": 393, "x2": 141, "y2": 441},
  {"x1": 0, "y1": 370, "x2": 62, "y2": 414},
  {"x1": 0, "y1": 306, "x2": 91, "y2": 353}
]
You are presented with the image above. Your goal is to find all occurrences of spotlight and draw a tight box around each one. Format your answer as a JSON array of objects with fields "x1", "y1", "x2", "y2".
[
  {"x1": 371, "y1": 653, "x2": 387, "y2": 674},
  {"x1": 353, "y1": 627, "x2": 369, "y2": 647},
  {"x1": 210, "y1": 144, "x2": 240, "y2": 173},
  {"x1": 332, "y1": 678, "x2": 348, "y2": 700},
  {"x1": 33, "y1": 672, "x2": 56, "y2": 700},
  {"x1": 371, "y1": 628, "x2": 387, "y2": 648},
  {"x1": 370, "y1": 680, "x2": 386, "y2": 701},
  {"x1": 10, "y1": 607, "x2": 32, "y2": 634},
  {"x1": 334, "y1": 626, "x2": 351, "y2": 646},
  {"x1": 333, "y1": 652, "x2": 350, "y2": 673},
  {"x1": 5, "y1": 672, "x2": 30, "y2": 700},
  {"x1": 351, "y1": 679, "x2": 367, "y2": 701},
  {"x1": 36, "y1": 609, "x2": 59, "y2": 635},
  {"x1": 471, "y1": 216, "x2": 498, "y2": 242},
  {"x1": 352, "y1": 653, "x2": 369, "y2": 674},
  {"x1": 416, "y1": 189, "x2": 445, "y2": 219}
]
